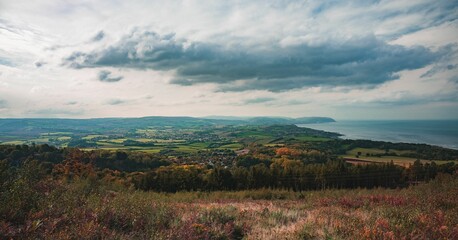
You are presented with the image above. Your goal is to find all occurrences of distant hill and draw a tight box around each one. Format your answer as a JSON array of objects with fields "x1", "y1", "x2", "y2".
[
  {"x1": 247, "y1": 117, "x2": 335, "y2": 124},
  {"x1": 0, "y1": 117, "x2": 236, "y2": 135},
  {"x1": 205, "y1": 116, "x2": 335, "y2": 124},
  {"x1": 0, "y1": 116, "x2": 335, "y2": 137}
]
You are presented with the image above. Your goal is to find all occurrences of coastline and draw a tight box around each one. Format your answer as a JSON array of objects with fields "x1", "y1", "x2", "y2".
[{"x1": 298, "y1": 120, "x2": 458, "y2": 150}]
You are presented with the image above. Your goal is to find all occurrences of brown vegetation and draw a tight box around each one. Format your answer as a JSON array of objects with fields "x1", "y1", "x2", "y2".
[{"x1": 1, "y1": 159, "x2": 457, "y2": 239}]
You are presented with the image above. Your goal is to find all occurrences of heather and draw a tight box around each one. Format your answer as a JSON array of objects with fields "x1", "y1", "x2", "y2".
[{"x1": 1, "y1": 159, "x2": 457, "y2": 239}]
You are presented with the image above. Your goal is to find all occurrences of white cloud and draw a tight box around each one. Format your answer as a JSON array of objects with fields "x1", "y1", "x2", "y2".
[{"x1": 0, "y1": 0, "x2": 456, "y2": 119}]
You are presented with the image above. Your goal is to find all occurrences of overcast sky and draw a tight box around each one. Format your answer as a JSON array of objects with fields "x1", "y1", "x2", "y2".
[{"x1": 0, "y1": 0, "x2": 457, "y2": 119}]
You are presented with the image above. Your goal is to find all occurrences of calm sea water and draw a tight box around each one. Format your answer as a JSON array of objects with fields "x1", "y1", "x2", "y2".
[{"x1": 298, "y1": 120, "x2": 458, "y2": 150}]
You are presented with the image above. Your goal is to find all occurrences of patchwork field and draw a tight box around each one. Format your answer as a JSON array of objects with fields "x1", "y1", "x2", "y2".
[
  {"x1": 0, "y1": 125, "x2": 338, "y2": 155},
  {"x1": 342, "y1": 147, "x2": 457, "y2": 166}
]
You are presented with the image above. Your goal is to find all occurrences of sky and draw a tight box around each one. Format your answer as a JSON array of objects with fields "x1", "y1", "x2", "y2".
[{"x1": 0, "y1": 0, "x2": 457, "y2": 120}]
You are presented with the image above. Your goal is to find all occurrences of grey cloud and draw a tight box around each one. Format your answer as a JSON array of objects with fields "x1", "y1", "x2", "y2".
[
  {"x1": 65, "y1": 101, "x2": 78, "y2": 105},
  {"x1": 420, "y1": 45, "x2": 458, "y2": 78},
  {"x1": 421, "y1": 64, "x2": 457, "y2": 78},
  {"x1": 450, "y1": 76, "x2": 458, "y2": 84},
  {"x1": 34, "y1": 61, "x2": 46, "y2": 68},
  {"x1": 46, "y1": 30, "x2": 104, "y2": 51},
  {"x1": 365, "y1": 92, "x2": 458, "y2": 107},
  {"x1": 26, "y1": 108, "x2": 84, "y2": 116},
  {"x1": 98, "y1": 70, "x2": 123, "y2": 82},
  {"x1": 91, "y1": 31, "x2": 105, "y2": 42},
  {"x1": 106, "y1": 99, "x2": 127, "y2": 105},
  {"x1": 307, "y1": 1, "x2": 458, "y2": 39},
  {"x1": 243, "y1": 97, "x2": 276, "y2": 104},
  {"x1": 377, "y1": 1, "x2": 458, "y2": 38},
  {"x1": 64, "y1": 29, "x2": 443, "y2": 92},
  {"x1": 285, "y1": 99, "x2": 310, "y2": 106},
  {"x1": 0, "y1": 58, "x2": 13, "y2": 67}
]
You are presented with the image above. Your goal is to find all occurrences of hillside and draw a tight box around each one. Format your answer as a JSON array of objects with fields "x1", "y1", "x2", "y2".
[{"x1": 0, "y1": 116, "x2": 335, "y2": 135}]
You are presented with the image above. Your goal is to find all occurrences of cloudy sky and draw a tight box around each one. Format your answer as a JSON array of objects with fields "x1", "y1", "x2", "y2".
[{"x1": 1, "y1": 0, "x2": 457, "y2": 119}]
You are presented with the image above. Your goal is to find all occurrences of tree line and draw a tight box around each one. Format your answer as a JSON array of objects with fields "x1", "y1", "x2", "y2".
[
  {"x1": 1, "y1": 144, "x2": 456, "y2": 193},
  {"x1": 134, "y1": 158, "x2": 456, "y2": 192}
]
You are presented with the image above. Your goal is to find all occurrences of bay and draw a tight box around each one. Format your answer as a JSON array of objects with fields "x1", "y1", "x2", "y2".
[{"x1": 298, "y1": 120, "x2": 458, "y2": 150}]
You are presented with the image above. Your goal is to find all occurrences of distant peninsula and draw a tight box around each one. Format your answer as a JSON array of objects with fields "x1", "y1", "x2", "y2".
[
  {"x1": 203, "y1": 116, "x2": 336, "y2": 124},
  {"x1": 0, "y1": 116, "x2": 336, "y2": 135}
]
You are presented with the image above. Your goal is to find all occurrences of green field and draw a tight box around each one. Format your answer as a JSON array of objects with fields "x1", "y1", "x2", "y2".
[
  {"x1": 217, "y1": 143, "x2": 243, "y2": 150},
  {"x1": 3, "y1": 125, "x2": 455, "y2": 165},
  {"x1": 80, "y1": 140, "x2": 244, "y2": 153},
  {"x1": 57, "y1": 136, "x2": 72, "y2": 141},
  {"x1": 40, "y1": 132, "x2": 73, "y2": 136},
  {"x1": 82, "y1": 134, "x2": 106, "y2": 140},
  {"x1": 1, "y1": 140, "x2": 27, "y2": 145},
  {"x1": 342, "y1": 147, "x2": 456, "y2": 166},
  {"x1": 134, "y1": 138, "x2": 156, "y2": 143},
  {"x1": 293, "y1": 135, "x2": 331, "y2": 142}
]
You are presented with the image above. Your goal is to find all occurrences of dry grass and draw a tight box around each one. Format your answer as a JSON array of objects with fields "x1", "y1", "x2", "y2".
[{"x1": 1, "y1": 174, "x2": 457, "y2": 239}]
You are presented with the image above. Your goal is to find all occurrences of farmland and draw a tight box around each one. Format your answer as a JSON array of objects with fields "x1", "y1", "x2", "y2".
[
  {"x1": 0, "y1": 119, "x2": 339, "y2": 155},
  {"x1": 1, "y1": 117, "x2": 458, "y2": 168},
  {"x1": 1, "y1": 117, "x2": 458, "y2": 239},
  {"x1": 341, "y1": 147, "x2": 456, "y2": 167}
]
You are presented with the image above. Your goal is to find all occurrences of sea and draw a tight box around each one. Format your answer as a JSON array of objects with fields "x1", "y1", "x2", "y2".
[{"x1": 298, "y1": 120, "x2": 458, "y2": 150}]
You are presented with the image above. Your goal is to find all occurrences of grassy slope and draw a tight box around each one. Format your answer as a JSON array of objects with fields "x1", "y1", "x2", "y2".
[{"x1": 3, "y1": 175, "x2": 457, "y2": 239}]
